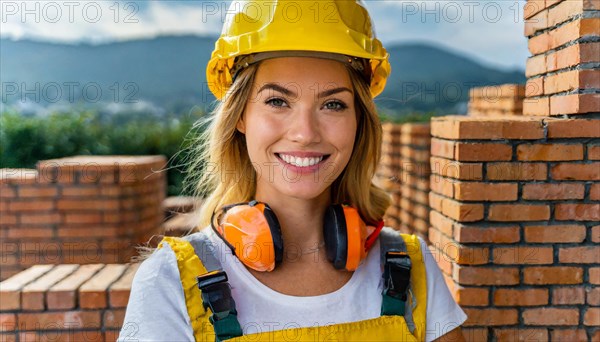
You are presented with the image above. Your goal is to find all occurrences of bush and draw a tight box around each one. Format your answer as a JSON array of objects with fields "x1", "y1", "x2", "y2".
[{"x1": 0, "y1": 110, "x2": 201, "y2": 195}]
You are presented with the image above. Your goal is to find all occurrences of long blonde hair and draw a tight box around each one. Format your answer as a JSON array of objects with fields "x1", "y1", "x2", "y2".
[{"x1": 187, "y1": 61, "x2": 390, "y2": 228}]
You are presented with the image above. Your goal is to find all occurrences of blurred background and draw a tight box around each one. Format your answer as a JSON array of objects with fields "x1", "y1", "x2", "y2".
[{"x1": 1, "y1": 0, "x2": 529, "y2": 195}]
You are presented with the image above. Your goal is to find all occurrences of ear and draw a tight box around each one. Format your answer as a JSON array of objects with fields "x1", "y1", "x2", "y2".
[{"x1": 236, "y1": 116, "x2": 246, "y2": 134}]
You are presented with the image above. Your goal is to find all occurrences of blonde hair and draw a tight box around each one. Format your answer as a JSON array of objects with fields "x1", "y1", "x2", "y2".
[{"x1": 187, "y1": 62, "x2": 390, "y2": 229}]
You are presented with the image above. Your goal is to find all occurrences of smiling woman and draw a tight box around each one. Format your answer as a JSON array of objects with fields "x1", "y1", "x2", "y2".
[{"x1": 119, "y1": 1, "x2": 466, "y2": 341}]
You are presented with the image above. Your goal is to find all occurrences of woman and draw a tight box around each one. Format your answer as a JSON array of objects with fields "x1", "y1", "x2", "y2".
[{"x1": 120, "y1": 1, "x2": 467, "y2": 341}]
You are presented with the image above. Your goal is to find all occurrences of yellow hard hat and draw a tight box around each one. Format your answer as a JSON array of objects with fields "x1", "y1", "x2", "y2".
[{"x1": 206, "y1": 0, "x2": 391, "y2": 100}]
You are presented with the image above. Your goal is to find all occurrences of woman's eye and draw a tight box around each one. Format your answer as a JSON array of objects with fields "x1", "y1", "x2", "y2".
[
  {"x1": 265, "y1": 98, "x2": 287, "y2": 108},
  {"x1": 323, "y1": 100, "x2": 347, "y2": 111}
]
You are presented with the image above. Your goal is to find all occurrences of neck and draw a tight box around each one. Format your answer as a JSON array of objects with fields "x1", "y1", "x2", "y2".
[{"x1": 255, "y1": 190, "x2": 330, "y2": 251}]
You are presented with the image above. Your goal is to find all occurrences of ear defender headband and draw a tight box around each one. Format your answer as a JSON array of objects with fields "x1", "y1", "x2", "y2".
[{"x1": 211, "y1": 201, "x2": 384, "y2": 272}]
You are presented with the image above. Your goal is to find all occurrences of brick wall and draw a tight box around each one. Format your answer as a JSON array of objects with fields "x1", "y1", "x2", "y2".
[
  {"x1": 0, "y1": 156, "x2": 166, "y2": 281},
  {"x1": 376, "y1": 123, "x2": 432, "y2": 240},
  {"x1": 0, "y1": 263, "x2": 136, "y2": 340},
  {"x1": 469, "y1": 85, "x2": 525, "y2": 116}
]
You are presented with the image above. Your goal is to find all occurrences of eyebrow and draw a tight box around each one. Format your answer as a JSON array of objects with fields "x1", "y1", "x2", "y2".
[{"x1": 257, "y1": 83, "x2": 353, "y2": 98}]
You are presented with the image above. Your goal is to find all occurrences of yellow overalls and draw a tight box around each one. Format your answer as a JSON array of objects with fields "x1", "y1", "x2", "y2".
[{"x1": 158, "y1": 230, "x2": 426, "y2": 341}]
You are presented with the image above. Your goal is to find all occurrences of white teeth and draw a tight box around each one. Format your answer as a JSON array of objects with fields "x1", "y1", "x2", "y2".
[{"x1": 279, "y1": 154, "x2": 324, "y2": 167}]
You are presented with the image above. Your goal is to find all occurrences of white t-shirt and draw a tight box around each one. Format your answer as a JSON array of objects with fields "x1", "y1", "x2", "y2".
[{"x1": 119, "y1": 228, "x2": 467, "y2": 342}]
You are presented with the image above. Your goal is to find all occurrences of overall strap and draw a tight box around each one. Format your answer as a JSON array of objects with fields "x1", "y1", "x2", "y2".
[
  {"x1": 186, "y1": 233, "x2": 243, "y2": 341},
  {"x1": 378, "y1": 228, "x2": 427, "y2": 342}
]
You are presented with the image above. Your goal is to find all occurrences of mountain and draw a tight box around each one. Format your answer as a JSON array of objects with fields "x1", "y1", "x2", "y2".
[{"x1": 0, "y1": 36, "x2": 525, "y2": 117}]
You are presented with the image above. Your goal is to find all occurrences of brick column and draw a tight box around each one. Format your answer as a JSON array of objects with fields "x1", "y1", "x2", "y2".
[
  {"x1": 0, "y1": 156, "x2": 166, "y2": 280},
  {"x1": 377, "y1": 123, "x2": 402, "y2": 230},
  {"x1": 398, "y1": 123, "x2": 431, "y2": 241},
  {"x1": 427, "y1": 1, "x2": 599, "y2": 340},
  {"x1": 524, "y1": 0, "x2": 600, "y2": 116}
]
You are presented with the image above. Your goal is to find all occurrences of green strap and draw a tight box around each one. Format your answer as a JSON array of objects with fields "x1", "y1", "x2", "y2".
[
  {"x1": 382, "y1": 290, "x2": 406, "y2": 316},
  {"x1": 211, "y1": 310, "x2": 244, "y2": 342}
]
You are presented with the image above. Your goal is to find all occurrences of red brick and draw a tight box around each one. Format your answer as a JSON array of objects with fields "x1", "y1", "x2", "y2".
[
  {"x1": 551, "y1": 162, "x2": 600, "y2": 181},
  {"x1": 8, "y1": 200, "x2": 54, "y2": 212},
  {"x1": 585, "y1": 308, "x2": 600, "y2": 326},
  {"x1": 463, "y1": 308, "x2": 518, "y2": 326},
  {"x1": 454, "y1": 286, "x2": 489, "y2": 306},
  {"x1": 547, "y1": 42, "x2": 600, "y2": 72},
  {"x1": 547, "y1": 0, "x2": 588, "y2": 27},
  {"x1": 453, "y1": 265, "x2": 519, "y2": 286},
  {"x1": 0, "y1": 313, "x2": 16, "y2": 332},
  {"x1": 442, "y1": 199, "x2": 483, "y2": 222},
  {"x1": 517, "y1": 143, "x2": 583, "y2": 161},
  {"x1": 429, "y1": 175, "x2": 454, "y2": 198},
  {"x1": 79, "y1": 264, "x2": 128, "y2": 309},
  {"x1": 588, "y1": 287, "x2": 600, "y2": 306},
  {"x1": 430, "y1": 138, "x2": 455, "y2": 159},
  {"x1": 523, "y1": 96, "x2": 550, "y2": 116},
  {"x1": 550, "y1": 18, "x2": 600, "y2": 51},
  {"x1": 17, "y1": 311, "x2": 101, "y2": 330},
  {"x1": 430, "y1": 157, "x2": 482, "y2": 181},
  {"x1": 553, "y1": 287, "x2": 585, "y2": 305},
  {"x1": 559, "y1": 246, "x2": 600, "y2": 263},
  {"x1": 455, "y1": 142, "x2": 512, "y2": 162},
  {"x1": 429, "y1": 211, "x2": 454, "y2": 237},
  {"x1": 493, "y1": 246, "x2": 553, "y2": 265},
  {"x1": 525, "y1": 77, "x2": 544, "y2": 97},
  {"x1": 494, "y1": 288, "x2": 548, "y2": 306},
  {"x1": 555, "y1": 203, "x2": 599, "y2": 221},
  {"x1": 487, "y1": 162, "x2": 547, "y2": 181},
  {"x1": 62, "y1": 213, "x2": 102, "y2": 224},
  {"x1": 109, "y1": 263, "x2": 139, "y2": 308},
  {"x1": 430, "y1": 229, "x2": 489, "y2": 266},
  {"x1": 590, "y1": 145, "x2": 600, "y2": 161},
  {"x1": 524, "y1": 266, "x2": 583, "y2": 285},
  {"x1": 454, "y1": 225, "x2": 520, "y2": 244},
  {"x1": 523, "y1": 183, "x2": 585, "y2": 200},
  {"x1": 523, "y1": 308, "x2": 579, "y2": 326},
  {"x1": 17, "y1": 186, "x2": 58, "y2": 198},
  {"x1": 19, "y1": 331, "x2": 104, "y2": 341},
  {"x1": 545, "y1": 69, "x2": 600, "y2": 95},
  {"x1": 19, "y1": 213, "x2": 60, "y2": 225},
  {"x1": 103, "y1": 309, "x2": 126, "y2": 329},
  {"x1": 525, "y1": 54, "x2": 546, "y2": 77},
  {"x1": 551, "y1": 329, "x2": 588, "y2": 342},
  {"x1": 524, "y1": 224, "x2": 586, "y2": 243},
  {"x1": 591, "y1": 268, "x2": 600, "y2": 285},
  {"x1": 495, "y1": 329, "x2": 548, "y2": 342},
  {"x1": 593, "y1": 225, "x2": 600, "y2": 243},
  {"x1": 454, "y1": 182, "x2": 517, "y2": 202},
  {"x1": 489, "y1": 204, "x2": 550, "y2": 222},
  {"x1": 546, "y1": 119, "x2": 600, "y2": 138},
  {"x1": 0, "y1": 186, "x2": 17, "y2": 199},
  {"x1": 529, "y1": 32, "x2": 550, "y2": 55},
  {"x1": 524, "y1": 9, "x2": 548, "y2": 37},
  {"x1": 57, "y1": 199, "x2": 119, "y2": 211},
  {"x1": 523, "y1": 0, "x2": 545, "y2": 19},
  {"x1": 60, "y1": 186, "x2": 101, "y2": 197},
  {"x1": 0, "y1": 214, "x2": 17, "y2": 226},
  {"x1": 551, "y1": 93, "x2": 600, "y2": 116}
]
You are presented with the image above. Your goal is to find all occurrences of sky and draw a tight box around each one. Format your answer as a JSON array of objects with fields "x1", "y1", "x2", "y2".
[{"x1": 1, "y1": 0, "x2": 529, "y2": 70}]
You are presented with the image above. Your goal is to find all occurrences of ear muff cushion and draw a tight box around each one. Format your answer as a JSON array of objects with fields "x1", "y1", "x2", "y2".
[
  {"x1": 323, "y1": 205, "x2": 348, "y2": 270},
  {"x1": 260, "y1": 204, "x2": 284, "y2": 267}
]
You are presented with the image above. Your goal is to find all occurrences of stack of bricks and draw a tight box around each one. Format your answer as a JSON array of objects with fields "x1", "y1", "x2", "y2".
[
  {"x1": 376, "y1": 123, "x2": 403, "y2": 229},
  {"x1": 524, "y1": 0, "x2": 600, "y2": 115},
  {"x1": 427, "y1": 1, "x2": 599, "y2": 340},
  {"x1": 0, "y1": 156, "x2": 166, "y2": 281},
  {"x1": 398, "y1": 123, "x2": 431, "y2": 241},
  {"x1": 468, "y1": 85, "x2": 525, "y2": 116},
  {"x1": 0, "y1": 263, "x2": 137, "y2": 340}
]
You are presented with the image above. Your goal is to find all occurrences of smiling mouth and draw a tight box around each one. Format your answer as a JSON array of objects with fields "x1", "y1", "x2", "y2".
[{"x1": 275, "y1": 153, "x2": 331, "y2": 167}]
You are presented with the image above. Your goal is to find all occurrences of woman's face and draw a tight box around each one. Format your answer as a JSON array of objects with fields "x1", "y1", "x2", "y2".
[{"x1": 238, "y1": 57, "x2": 357, "y2": 202}]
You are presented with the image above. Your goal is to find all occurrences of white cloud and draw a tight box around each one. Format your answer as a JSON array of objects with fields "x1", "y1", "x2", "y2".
[{"x1": 1, "y1": 0, "x2": 528, "y2": 69}]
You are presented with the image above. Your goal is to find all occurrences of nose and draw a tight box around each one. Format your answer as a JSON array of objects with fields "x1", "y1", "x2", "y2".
[{"x1": 286, "y1": 105, "x2": 321, "y2": 145}]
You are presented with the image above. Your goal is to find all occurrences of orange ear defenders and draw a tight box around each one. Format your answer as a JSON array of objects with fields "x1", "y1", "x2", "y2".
[{"x1": 211, "y1": 201, "x2": 384, "y2": 272}]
